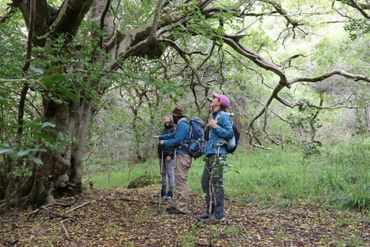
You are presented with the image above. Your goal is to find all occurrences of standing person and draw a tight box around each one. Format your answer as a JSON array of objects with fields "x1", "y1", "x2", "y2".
[
  {"x1": 156, "y1": 113, "x2": 176, "y2": 201},
  {"x1": 159, "y1": 106, "x2": 192, "y2": 214},
  {"x1": 197, "y1": 92, "x2": 233, "y2": 223}
]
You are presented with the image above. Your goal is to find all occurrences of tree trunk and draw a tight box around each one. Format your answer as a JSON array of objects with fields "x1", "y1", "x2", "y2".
[
  {"x1": 69, "y1": 99, "x2": 95, "y2": 193},
  {"x1": 365, "y1": 105, "x2": 370, "y2": 132},
  {"x1": 132, "y1": 113, "x2": 143, "y2": 162},
  {"x1": 23, "y1": 97, "x2": 95, "y2": 206}
]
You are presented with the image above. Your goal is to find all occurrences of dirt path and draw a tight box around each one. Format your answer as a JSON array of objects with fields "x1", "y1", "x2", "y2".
[{"x1": 0, "y1": 186, "x2": 368, "y2": 246}]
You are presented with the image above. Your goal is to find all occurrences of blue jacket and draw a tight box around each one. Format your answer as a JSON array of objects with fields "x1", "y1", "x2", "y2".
[
  {"x1": 159, "y1": 118, "x2": 190, "y2": 155},
  {"x1": 157, "y1": 125, "x2": 176, "y2": 159},
  {"x1": 204, "y1": 111, "x2": 233, "y2": 156}
]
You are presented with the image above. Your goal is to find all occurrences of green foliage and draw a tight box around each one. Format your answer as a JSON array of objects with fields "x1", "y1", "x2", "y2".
[
  {"x1": 0, "y1": 13, "x2": 26, "y2": 77},
  {"x1": 31, "y1": 28, "x2": 109, "y2": 104},
  {"x1": 87, "y1": 138, "x2": 369, "y2": 211},
  {"x1": 0, "y1": 9, "x2": 113, "y2": 185},
  {"x1": 344, "y1": 19, "x2": 370, "y2": 40},
  {"x1": 179, "y1": 224, "x2": 197, "y2": 247},
  {"x1": 112, "y1": 0, "x2": 156, "y2": 30},
  {"x1": 0, "y1": 118, "x2": 74, "y2": 178},
  {"x1": 288, "y1": 100, "x2": 321, "y2": 130},
  {"x1": 85, "y1": 159, "x2": 159, "y2": 189},
  {"x1": 312, "y1": 32, "x2": 369, "y2": 77}
]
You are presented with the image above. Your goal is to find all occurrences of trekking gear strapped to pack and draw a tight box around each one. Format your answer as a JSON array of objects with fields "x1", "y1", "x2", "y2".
[
  {"x1": 187, "y1": 117, "x2": 205, "y2": 159},
  {"x1": 215, "y1": 112, "x2": 240, "y2": 153},
  {"x1": 226, "y1": 124, "x2": 240, "y2": 153}
]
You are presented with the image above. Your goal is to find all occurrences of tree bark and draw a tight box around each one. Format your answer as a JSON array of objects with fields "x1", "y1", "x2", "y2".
[
  {"x1": 69, "y1": 99, "x2": 95, "y2": 192},
  {"x1": 16, "y1": 97, "x2": 96, "y2": 206},
  {"x1": 365, "y1": 105, "x2": 370, "y2": 132}
]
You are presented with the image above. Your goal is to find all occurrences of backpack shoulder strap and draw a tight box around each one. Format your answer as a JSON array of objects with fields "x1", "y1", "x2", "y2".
[{"x1": 215, "y1": 111, "x2": 231, "y2": 123}]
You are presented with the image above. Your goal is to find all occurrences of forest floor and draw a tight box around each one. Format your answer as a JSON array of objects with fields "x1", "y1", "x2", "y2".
[{"x1": 0, "y1": 185, "x2": 369, "y2": 247}]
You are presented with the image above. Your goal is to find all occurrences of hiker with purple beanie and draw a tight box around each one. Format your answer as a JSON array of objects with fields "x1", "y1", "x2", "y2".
[{"x1": 197, "y1": 92, "x2": 233, "y2": 223}]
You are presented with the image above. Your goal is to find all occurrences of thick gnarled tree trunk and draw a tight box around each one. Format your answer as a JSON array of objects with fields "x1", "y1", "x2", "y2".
[
  {"x1": 39, "y1": 98, "x2": 95, "y2": 201},
  {"x1": 1, "y1": 0, "x2": 168, "y2": 210},
  {"x1": 0, "y1": 0, "x2": 98, "y2": 209}
]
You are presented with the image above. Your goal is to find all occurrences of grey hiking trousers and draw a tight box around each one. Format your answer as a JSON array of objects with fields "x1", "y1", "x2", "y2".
[{"x1": 160, "y1": 158, "x2": 175, "y2": 194}]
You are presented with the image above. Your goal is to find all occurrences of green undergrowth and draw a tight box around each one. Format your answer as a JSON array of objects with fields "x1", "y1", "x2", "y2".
[{"x1": 85, "y1": 137, "x2": 369, "y2": 211}]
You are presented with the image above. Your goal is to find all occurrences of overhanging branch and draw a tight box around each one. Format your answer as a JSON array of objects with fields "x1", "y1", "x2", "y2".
[
  {"x1": 0, "y1": 78, "x2": 40, "y2": 83},
  {"x1": 336, "y1": 0, "x2": 370, "y2": 19},
  {"x1": 160, "y1": 38, "x2": 210, "y2": 88},
  {"x1": 260, "y1": 0, "x2": 302, "y2": 27},
  {"x1": 289, "y1": 69, "x2": 370, "y2": 85},
  {"x1": 149, "y1": 0, "x2": 166, "y2": 42},
  {"x1": 222, "y1": 36, "x2": 288, "y2": 84}
]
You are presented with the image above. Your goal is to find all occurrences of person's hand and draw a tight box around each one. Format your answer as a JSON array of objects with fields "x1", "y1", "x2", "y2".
[
  {"x1": 160, "y1": 140, "x2": 164, "y2": 145},
  {"x1": 208, "y1": 119, "x2": 218, "y2": 128}
]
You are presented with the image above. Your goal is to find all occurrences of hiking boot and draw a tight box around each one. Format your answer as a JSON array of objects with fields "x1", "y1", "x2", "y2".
[
  {"x1": 208, "y1": 215, "x2": 226, "y2": 224},
  {"x1": 197, "y1": 215, "x2": 226, "y2": 225},
  {"x1": 196, "y1": 213, "x2": 210, "y2": 220},
  {"x1": 165, "y1": 191, "x2": 173, "y2": 201}
]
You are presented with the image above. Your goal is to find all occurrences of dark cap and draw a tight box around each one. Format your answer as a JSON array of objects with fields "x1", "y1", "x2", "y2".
[{"x1": 171, "y1": 106, "x2": 185, "y2": 117}]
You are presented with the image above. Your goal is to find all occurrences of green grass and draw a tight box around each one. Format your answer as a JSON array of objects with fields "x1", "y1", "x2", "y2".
[
  {"x1": 84, "y1": 159, "x2": 159, "y2": 189},
  {"x1": 85, "y1": 137, "x2": 370, "y2": 210}
]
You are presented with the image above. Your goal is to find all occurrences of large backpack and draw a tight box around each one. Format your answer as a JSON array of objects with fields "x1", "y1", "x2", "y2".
[
  {"x1": 187, "y1": 117, "x2": 205, "y2": 159},
  {"x1": 227, "y1": 123, "x2": 240, "y2": 153},
  {"x1": 215, "y1": 112, "x2": 240, "y2": 153}
]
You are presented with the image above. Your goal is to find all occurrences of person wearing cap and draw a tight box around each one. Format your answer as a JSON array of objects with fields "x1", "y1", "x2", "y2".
[
  {"x1": 197, "y1": 92, "x2": 233, "y2": 223},
  {"x1": 156, "y1": 113, "x2": 176, "y2": 201},
  {"x1": 159, "y1": 106, "x2": 192, "y2": 214}
]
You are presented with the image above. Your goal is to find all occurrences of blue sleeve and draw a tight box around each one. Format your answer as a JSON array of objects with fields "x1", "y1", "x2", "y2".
[
  {"x1": 159, "y1": 131, "x2": 175, "y2": 140},
  {"x1": 213, "y1": 113, "x2": 233, "y2": 139},
  {"x1": 162, "y1": 121, "x2": 189, "y2": 148}
]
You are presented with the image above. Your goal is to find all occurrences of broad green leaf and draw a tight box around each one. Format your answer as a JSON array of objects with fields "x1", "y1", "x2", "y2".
[
  {"x1": 42, "y1": 122, "x2": 56, "y2": 128},
  {"x1": 16, "y1": 150, "x2": 31, "y2": 157},
  {"x1": 42, "y1": 73, "x2": 66, "y2": 88},
  {"x1": 0, "y1": 148, "x2": 13, "y2": 155},
  {"x1": 31, "y1": 67, "x2": 44, "y2": 75},
  {"x1": 16, "y1": 148, "x2": 47, "y2": 157},
  {"x1": 65, "y1": 90, "x2": 78, "y2": 102},
  {"x1": 30, "y1": 157, "x2": 43, "y2": 166}
]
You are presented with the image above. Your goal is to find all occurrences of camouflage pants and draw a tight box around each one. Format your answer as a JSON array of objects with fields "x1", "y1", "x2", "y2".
[{"x1": 201, "y1": 155, "x2": 226, "y2": 219}]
